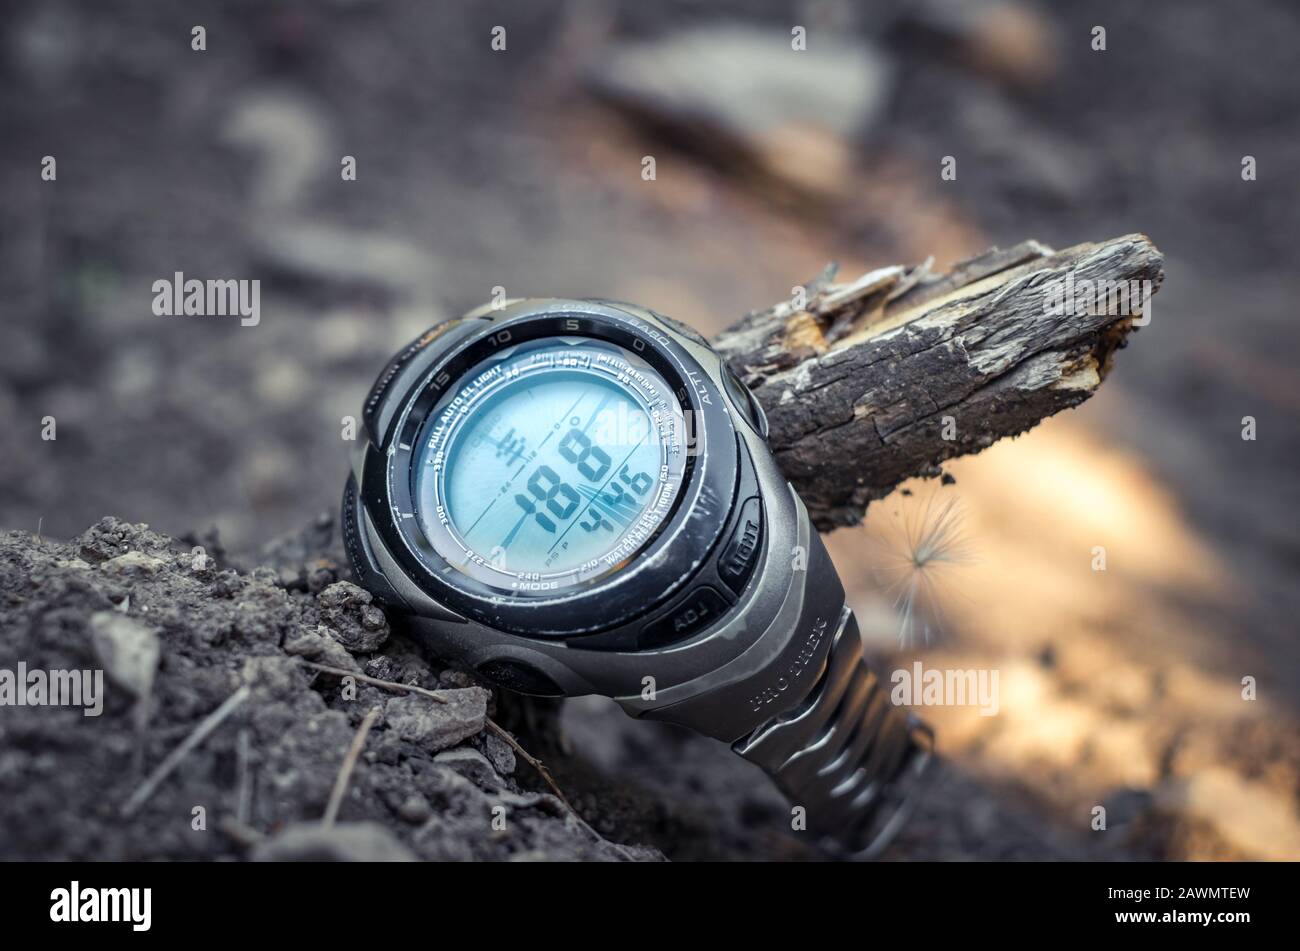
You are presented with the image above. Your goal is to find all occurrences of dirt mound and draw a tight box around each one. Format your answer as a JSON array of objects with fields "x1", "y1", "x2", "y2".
[{"x1": 0, "y1": 516, "x2": 658, "y2": 861}]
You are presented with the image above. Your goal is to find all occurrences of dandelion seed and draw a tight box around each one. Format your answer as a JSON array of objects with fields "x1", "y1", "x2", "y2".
[{"x1": 866, "y1": 491, "x2": 973, "y2": 647}]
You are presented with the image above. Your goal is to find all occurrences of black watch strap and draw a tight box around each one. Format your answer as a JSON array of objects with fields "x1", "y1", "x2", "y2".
[{"x1": 733, "y1": 605, "x2": 934, "y2": 858}]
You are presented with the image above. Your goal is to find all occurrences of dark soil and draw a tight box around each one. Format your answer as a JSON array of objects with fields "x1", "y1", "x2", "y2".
[{"x1": 0, "y1": 516, "x2": 661, "y2": 861}]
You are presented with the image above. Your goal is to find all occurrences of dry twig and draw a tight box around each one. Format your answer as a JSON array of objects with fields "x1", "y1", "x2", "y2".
[
  {"x1": 323, "y1": 706, "x2": 380, "y2": 826},
  {"x1": 121, "y1": 684, "x2": 251, "y2": 817}
]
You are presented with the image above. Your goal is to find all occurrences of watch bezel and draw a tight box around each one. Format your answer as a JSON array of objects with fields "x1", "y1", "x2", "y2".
[{"x1": 362, "y1": 301, "x2": 739, "y2": 637}]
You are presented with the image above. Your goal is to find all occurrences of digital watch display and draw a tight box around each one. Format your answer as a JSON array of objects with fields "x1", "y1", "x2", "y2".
[
  {"x1": 411, "y1": 337, "x2": 687, "y2": 592},
  {"x1": 343, "y1": 297, "x2": 933, "y2": 857}
]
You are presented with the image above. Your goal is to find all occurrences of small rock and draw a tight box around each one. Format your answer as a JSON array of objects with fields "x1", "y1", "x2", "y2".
[
  {"x1": 434, "y1": 747, "x2": 503, "y2": 790},
  {"x1": 384, "y1": 688, "x2": 489, "y2": 753},
  {"x1": 395, "y1": 794, "x2": 432, "y2": 824},
  {"x1": 220, "y1": 88, "x2": 331, "y2": 210},
  {"x1": 285, "y1": 629, "x2": 360, "y2": 673},
  {"x1": 250, "y1": 821, "x2": 417, "y2": 862},
  {"x1": 89, "y1": 611, "x2": 159, "y2": 699},
  {"x1": 480, "y1": 731, "x2": 517, "y2": 776},
  {"x1": 589, "y1": 25, "x2": 891, "y2": 195},
  {"x1": 314, "y1": 626, "x2": 363, "y2": 672},
  {"x1": 318, "y1": 581, "x2": 389, "y2": 653},
  {"x1": 100, "y1": 550, "x2": 167, "y2": 577},
  {"x1": 894, "y1": 0, "x2": 1057, "y2": 89},
  {"x1": 252, "y1": 221, "x2": 438, "y2": 304}
]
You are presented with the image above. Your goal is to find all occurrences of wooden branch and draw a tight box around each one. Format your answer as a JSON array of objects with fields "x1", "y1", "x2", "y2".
[{"x1": 712, "y1": 234, "x2": 1164, "y2": 531}]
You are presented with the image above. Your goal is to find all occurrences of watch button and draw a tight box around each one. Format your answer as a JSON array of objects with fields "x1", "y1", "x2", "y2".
[
  {"x1": 475, "y1": 659, "x2": 565, "y2": 698},
  {"x1": 722, "y1": 364, "x2": 769, "y2": 439},
  {"x1": 718, "y1": 496, "x2": 763, "y2": 596},
  {"x1": 639, "y1": 586, "x2": 728, "y2": 649}
]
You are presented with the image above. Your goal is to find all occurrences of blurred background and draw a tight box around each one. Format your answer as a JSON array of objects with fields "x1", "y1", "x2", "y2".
[{"x1": 2, "y1": 0, "x2": 1298, "y2": 859}]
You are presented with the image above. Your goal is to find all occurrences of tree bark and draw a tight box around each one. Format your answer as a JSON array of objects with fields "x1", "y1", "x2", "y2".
[{"x1": 711, "y1": 234, "x2": 1164, "y2": 530}]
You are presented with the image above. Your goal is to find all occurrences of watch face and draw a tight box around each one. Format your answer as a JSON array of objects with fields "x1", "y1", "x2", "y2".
[{"x1": 411, "y1": 336, "x2": 689, "y2": 594}]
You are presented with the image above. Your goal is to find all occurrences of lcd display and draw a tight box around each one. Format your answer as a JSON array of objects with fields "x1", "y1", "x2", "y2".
[{"x1": 412, "y1": 337, "x2": 688, "y2": 592}]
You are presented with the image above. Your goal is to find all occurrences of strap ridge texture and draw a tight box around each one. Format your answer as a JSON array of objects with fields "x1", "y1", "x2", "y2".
[{"x1": 735, "y1": 605, "x2": 934, "y2": 858}]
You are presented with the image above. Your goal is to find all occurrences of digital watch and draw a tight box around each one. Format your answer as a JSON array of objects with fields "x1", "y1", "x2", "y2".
[{"x1": 342, "y1": 298, "x2": 933, "y2": 857}]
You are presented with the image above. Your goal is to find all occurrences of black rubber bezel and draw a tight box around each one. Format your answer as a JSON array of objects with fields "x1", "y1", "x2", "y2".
[{"x1": 361, "y1": 301, "x2": 739, "y2": 637}]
